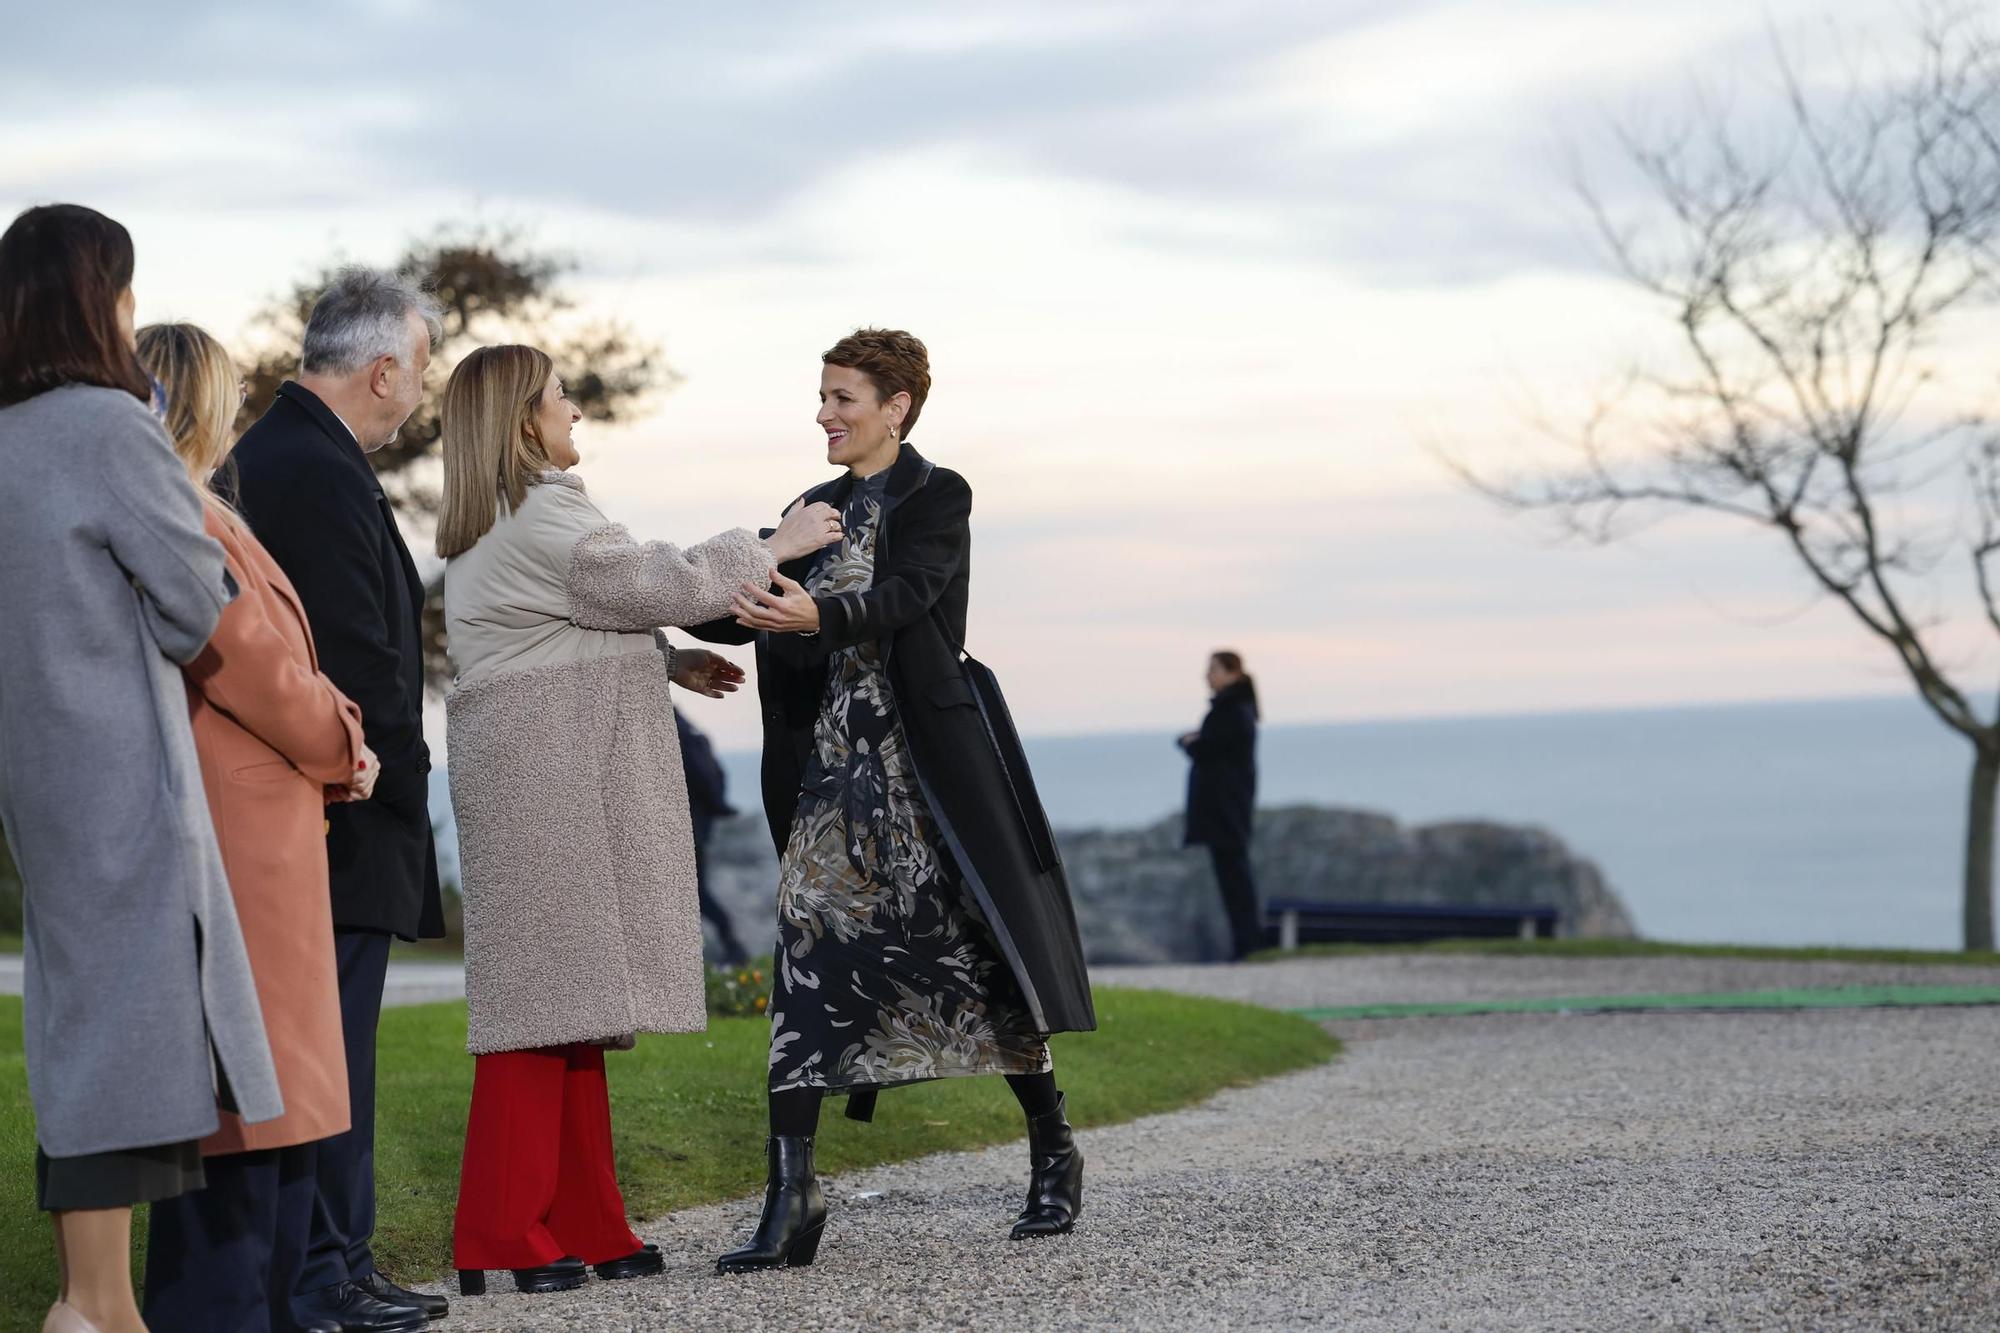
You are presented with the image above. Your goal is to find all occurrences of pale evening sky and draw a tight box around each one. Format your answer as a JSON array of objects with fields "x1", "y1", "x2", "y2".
[{"x1": 4, "y1": 0, "x2": 1991, "y2": 752}]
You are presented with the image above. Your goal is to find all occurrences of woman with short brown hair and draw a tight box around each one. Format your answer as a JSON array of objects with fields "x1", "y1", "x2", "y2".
[
  {"x1": 704, "y1": 328, "x2": 1096, "y2": 1273},
  {"x1": 438, "y1": 344, "x2": 842, "y2": 1297}
]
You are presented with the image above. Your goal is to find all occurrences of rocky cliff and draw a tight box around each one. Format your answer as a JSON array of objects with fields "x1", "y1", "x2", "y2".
[{"x1": 700, "y1": 803, "x2": 1637, "y2": 965}]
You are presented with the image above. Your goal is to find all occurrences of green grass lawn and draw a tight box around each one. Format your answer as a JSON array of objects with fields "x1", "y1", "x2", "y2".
[
  {"x1": 0, "y1": 987, "x2": 1334, "y2": 1331},
  {"x1": 1249, "y1": 937, "x2": 2000, "y2": 967}
]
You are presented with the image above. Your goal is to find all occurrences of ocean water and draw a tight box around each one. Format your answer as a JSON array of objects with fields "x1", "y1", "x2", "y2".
[{"x1": 711, "y1": 694, "x2": 1969, "y2": 949}]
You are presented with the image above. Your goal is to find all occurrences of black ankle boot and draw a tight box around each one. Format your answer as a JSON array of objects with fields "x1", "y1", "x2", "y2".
[
  {"x1": 716, "y1": 1136, "x2": 827, "y2": 1273},
  {"x1": 1011, "y1": 1092, "x2": 1083, "y2": 1239}
]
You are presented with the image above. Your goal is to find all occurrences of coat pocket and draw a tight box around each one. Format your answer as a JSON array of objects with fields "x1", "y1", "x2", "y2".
[
  {"x1": 231, "y1": 759, "x2": 296, "y2": 784},
  {"x1": 924, "y1": 676, "x2": 977, "y2": 710}
]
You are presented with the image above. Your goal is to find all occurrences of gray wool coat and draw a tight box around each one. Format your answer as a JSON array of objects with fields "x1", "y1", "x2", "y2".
[
  {"x1": 443, "y1": 471, "x2": 774, "y2": 1054},
  {"x1": 0, "y1": 386, "x2": 282, "y2": 1157}
]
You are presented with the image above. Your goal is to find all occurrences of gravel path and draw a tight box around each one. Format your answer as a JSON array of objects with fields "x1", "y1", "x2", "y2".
[{"x1": 420, "y1": 956, "x2": 2000, "y2": 1331}]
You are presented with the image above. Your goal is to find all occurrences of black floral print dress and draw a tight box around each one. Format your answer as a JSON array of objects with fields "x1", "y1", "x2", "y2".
[{"x1": 767, "y1": 471, "x2": 1051, "y2": 1093}]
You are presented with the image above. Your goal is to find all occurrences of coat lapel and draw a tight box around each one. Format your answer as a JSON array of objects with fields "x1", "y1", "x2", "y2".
[
  {"x1": 209, "y1": 509, "x2": 321, "y2": 669},
  {"x1": 274, "y1": 381, "x2": 428, "y2": 636},
  {"x1": 253, "y1": 538, "x2": 321, "y2": 670},
  {"x1": 879, "y1": 444, "x2": 932, "y2": 515},
  {"x1": 874, "y1": 445, "x2": 933, "y2": 565},
  {"x1": 274, "y1": 382, "x2": 381, "y2": 494}
]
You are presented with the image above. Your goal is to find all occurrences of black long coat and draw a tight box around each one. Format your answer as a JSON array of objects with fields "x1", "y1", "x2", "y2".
[
  {"x1": 1180, "y1": 679, "x2": 1259, "y2": 849},
  {"x1": 692, "y1": 444, "x2": 1095, "y2": 1035},
  {"x1": 231, "y1": 382, "x2": 445, "y2": 940}
]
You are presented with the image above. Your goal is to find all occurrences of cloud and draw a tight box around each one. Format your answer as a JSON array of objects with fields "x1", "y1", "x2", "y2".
[
  {"x1": 6, "y1": 0, "x2": 1908, "y2": 283},
  {"x1": 7, "y1": 0, "x2": 1984, "y2": 760}
]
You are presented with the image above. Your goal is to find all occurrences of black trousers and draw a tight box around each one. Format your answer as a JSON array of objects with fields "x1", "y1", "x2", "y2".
[
  {"x1": 692, "y1": 822, "x2": 747, "y2": 963},
  {"x1": 144, "y1": 1143, "x2": 316, "y2": 1333},
  {"x1": 1209, "y1": 842, "x2": 1263, "y2": 960},
  {"x1": 298, "y1": 928, "x2": 392, "y2": 1294}
]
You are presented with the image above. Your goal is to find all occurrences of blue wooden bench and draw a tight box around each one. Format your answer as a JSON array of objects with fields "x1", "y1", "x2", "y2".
[{"x1": 1264, "y1": 898, "x2": 1559, "y2": 950}]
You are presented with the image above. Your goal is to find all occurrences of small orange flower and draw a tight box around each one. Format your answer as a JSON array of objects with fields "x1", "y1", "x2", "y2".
[
  {"x1": 752, "y1": 969, "x2": 764, "y2": 983},
  {"x1": 736, "y1": 972, "x2": 749, "y2": 984},
  {"x1": 755, "y1": 996, "x2": 767, "y2": 1011}
]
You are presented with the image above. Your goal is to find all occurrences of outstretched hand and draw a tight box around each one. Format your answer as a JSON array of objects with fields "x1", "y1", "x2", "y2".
[
  {"x1": 733, "y1": 570, "x2": 821, "y2": 635},
  {"x1": 672, "y1": 649, "x2": 747, "y2": 698}
]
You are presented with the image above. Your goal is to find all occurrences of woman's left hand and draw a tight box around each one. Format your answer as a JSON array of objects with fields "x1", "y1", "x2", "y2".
[
  {"x1": 672, "y1": 649, "x2": 747, "y2": 698},
  {"x1": 733, "y1": 571, "x2": 821, "y2": 635}
]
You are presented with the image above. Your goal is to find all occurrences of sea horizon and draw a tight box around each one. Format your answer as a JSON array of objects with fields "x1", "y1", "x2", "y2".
[
  {"x1": 741, "y1": 690, "x2": 1970, "y2": 951},
  {"x1": 433, "y1": 690, "x2": 1971, "y2": 953}
]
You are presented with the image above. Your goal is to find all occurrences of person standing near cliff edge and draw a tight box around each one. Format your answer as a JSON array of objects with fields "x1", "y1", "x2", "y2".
[{"x1": 1180, "y1": 651, "x2": 1262, "y2": 960}]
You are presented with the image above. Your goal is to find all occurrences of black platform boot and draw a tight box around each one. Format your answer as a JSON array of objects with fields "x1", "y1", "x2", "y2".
[
  {"x1": 716, "y1": 1136, "x2": 827, "y2": 1273},
  {"x1": 1011, "y1": 1093, "x2": 1083, "y2": 1239}
]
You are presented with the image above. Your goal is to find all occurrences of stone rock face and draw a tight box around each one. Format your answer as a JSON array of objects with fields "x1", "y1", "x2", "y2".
[{"x1": 698, "y1": 804, "x2": 1638, "y2": 966}]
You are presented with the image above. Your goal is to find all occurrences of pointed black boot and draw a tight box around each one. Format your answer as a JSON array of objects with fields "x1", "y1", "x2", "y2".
[
  {"x1": 1011, "y1": 1092, "x2": 1083, "y2": 1239},
  {"x1": 716, "y1": 1136, "x2": 827, "y2": 1273}
]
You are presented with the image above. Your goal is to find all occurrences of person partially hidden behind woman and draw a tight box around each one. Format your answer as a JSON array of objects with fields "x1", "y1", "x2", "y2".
[
  {"x1": 132, "y1": 322, "x2": 390, "y2": 1333},
  {"x1": 1179, "y1": 651, "x2": 1263, "y2": 960},
  {"x1": 436, "y1": 344, "x2": 844, "y2": 1297},
  {"x1": 697, "y1": 328, "x2": 1097, "y2": 1273}
]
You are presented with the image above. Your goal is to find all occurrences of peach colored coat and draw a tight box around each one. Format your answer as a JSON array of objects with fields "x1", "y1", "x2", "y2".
[{"x1": 186, "y1": 506, "x2": 367, "y2": 1155}]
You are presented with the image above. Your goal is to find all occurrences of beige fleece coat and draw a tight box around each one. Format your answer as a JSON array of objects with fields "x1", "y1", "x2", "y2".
[{"x1": 443, "y1": 470, "x2": 774, "y2": 1053}]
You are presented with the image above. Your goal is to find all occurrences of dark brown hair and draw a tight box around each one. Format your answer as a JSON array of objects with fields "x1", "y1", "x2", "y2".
[
  {"x1": 822, "y1": 327, "x2": 930, "y2": 439},
  {"x1": 1212, "y1": 649, "x2": 1260, "y2": 719},
  {"x1": 0, "y1": 204, "x2": 149, "y2": 408}
]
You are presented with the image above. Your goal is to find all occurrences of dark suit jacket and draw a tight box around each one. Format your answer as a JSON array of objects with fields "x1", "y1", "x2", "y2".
[
  {"x1": 230, "y1": 382, "x2": 444, "y2": 939},
  {"x1": 1180, "y1": 679, "x2": 1258, "y2": 849},
  {"x1": 690, "y1": 444, "x2": 1094, "y2": 1035}
]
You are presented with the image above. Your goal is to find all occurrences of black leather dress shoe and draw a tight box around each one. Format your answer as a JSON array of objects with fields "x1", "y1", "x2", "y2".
[
  {"x1": 292, "y1": 1281, "x2": 429, "y2": 1333},
  {"x1": 594, "y1": 1242, "x2": 664, "y2": 1280},
  {"x1": 355, "y1": 1271, "x2": 448, "y2": 1321},
  {"x1": 294, "y1": 1317, "x2": 341, "y2": 1333},
  {"x1": 457, "y1": 1255, "x2": 587, "y2": 1295}
]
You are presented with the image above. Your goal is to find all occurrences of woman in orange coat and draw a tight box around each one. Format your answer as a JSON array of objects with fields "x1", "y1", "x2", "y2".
[{"x1": 133, "y1": 323, "x2": 391, "y2": 1333}]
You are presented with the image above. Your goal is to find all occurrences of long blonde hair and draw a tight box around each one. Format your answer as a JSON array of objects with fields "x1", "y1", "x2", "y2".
[
  {"x1": 135, "y1": 321, "x2": 240, "y2": 518},
  {"x1": 437, "y1": 344, "x2": 556, "y2": 558}
]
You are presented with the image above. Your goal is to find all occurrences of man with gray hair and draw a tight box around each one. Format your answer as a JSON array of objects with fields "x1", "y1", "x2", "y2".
[{"x1": 228, "y1": 268, "x2": 450, "y2": 1332}]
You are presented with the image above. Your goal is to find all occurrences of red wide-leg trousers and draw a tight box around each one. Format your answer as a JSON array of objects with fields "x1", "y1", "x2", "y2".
[{"x1": 452, "y1": 1043, "x2": 643, "y2": 1269}]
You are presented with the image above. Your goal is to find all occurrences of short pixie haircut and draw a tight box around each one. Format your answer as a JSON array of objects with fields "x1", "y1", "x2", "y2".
[{"x1": 822, "y1": 328, "x2": 930, "y2": 439}]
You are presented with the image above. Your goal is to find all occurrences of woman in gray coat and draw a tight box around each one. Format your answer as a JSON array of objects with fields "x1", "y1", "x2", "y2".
[{"x1": 0, "y1": 204, "x2": 282, "y2": 1333}]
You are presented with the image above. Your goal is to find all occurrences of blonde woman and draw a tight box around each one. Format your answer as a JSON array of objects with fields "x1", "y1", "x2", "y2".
[
  {"x1": 438, "y1": 344, "x2": 840, "y2": 1296},
  {"x1": 132, "y1": 323, "x2": 388, "y2": 1333}
]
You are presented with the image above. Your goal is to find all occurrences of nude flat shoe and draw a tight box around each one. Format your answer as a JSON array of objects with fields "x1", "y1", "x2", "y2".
[{"x1": 42, "y1": 1303, "x2": 104, "y2": 1333}]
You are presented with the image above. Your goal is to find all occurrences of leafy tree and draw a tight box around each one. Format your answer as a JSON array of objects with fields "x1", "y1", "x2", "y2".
[
  {"x1": 1456, "y1": 14, "x2": 2000, "y2": 948},
  {"x1": 238, "y1": 227, "x2": 673, "y2": 690}
]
